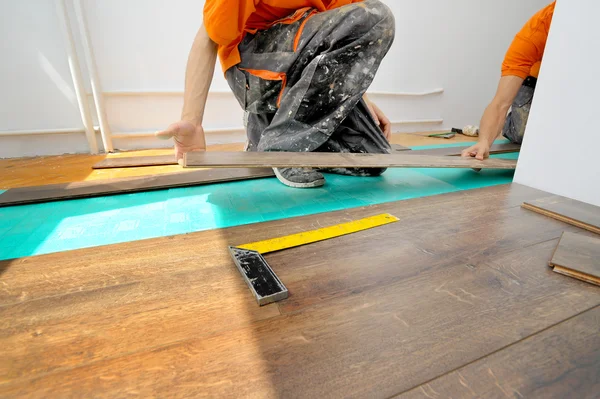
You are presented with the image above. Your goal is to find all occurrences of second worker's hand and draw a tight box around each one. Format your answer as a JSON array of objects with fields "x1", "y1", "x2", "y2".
[
  {"x1": 156, "y1": 121, "x2": 206, "y2": 165},
  {"x1": 461, "y1": 142, "x2": 490, "y2": 161}
]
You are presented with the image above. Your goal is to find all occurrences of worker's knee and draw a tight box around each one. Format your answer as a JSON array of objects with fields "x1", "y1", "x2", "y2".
[
  {"x1": 361, "y1": 0, "x2": 395, "y2": 41},
  {"x1": 336, "y1": 0, "x2": 395, "y2": 44},
  {"x1": 502, "y1": 107, "x2": 530, "y2": 144}
]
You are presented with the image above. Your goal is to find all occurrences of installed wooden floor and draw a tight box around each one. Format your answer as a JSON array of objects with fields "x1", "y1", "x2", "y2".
[{"x1": 1, "y1": 183, "x2": 599, "y2": 398}]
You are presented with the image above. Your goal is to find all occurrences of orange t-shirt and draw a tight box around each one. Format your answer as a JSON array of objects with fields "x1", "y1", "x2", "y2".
[
  {"x1": 502, "y1": 2, "x2": 555, "y2": 79},
  {"x1": 204, "y1": 0, "x2": 363, "y2": 73}
]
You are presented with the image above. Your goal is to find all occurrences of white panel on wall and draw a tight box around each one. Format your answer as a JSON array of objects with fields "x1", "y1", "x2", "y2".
[
  {"x1": 0, "y1": 0, "x2": 82, "y2": 131},
  {"x1": 0, "y1": 134, "x2": 91, "y2": 158},
  {"x1": 514, "y1": 0, "x2": 600, "y2": 207},
  {"x1": 82, "y1": 0, "x2": 208, "y2": 91}
]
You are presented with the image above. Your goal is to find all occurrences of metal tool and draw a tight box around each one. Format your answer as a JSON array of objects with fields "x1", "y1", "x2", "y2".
[{"x1": 229, "y1": 213, "x2": 400, "y2": 305}]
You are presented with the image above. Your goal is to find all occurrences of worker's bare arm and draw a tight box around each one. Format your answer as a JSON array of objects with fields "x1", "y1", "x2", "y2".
[
  {"x1": 156, "y1": 24, "x2": 218, "y2": 163},
  {"x1": 462, "y1": 75, "x2": 524, "y2": 160}
]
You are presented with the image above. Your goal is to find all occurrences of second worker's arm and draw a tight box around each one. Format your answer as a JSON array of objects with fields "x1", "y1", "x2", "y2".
[{"x1": 461, "y1": 76, "x2": 523, "y2": 160}]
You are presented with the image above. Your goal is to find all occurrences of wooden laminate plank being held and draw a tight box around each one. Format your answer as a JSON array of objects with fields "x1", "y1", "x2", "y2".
[{"x1": 184, "y1": 151, "x2": 517, "y2": 169}]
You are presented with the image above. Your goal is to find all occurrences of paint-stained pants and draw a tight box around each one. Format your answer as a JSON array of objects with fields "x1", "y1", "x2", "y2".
[
  {"x1": 226, "y1": 0, "x2": 395, "y2": 175},
  {"x1": 502, "y1": 77, "x2": 536, "y2": 144}
]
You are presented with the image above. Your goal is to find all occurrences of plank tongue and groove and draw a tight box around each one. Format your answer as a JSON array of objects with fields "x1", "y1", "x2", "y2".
[
  {"x1": 91, "y1": 144, "x2": 413, "y2": 169},
  {"x1": 405, "y1": 142, "x2": 520, "y2": 156},
  {"x1": 549, "y1": 232, "x2": 600, "y2": 286},
  {"x1": 93, "y1": 154, "x2": 177, "y2": 169},
  {"x1": 0, "y1": 168, "x2": 274, "y2": 207},
  {"x1": 184, "y1": 151, "x2": 517, "y2": 169},
  {"x1": 522, "y1": 194, "x2": 600, "y2": 234}
]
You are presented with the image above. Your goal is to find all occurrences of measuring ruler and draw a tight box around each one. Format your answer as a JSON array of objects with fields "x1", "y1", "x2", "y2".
[
  {"x1": 238, "y1": 213, "x2": 399, "y2": 254},
  {"x1": 229, "y1": 213, "x2": 399, "y2": 306}
]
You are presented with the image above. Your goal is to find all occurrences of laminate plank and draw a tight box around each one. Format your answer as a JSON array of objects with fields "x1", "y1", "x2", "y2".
[
  {"x1": 549, "y1": 232, "x2": 600, "y2": 286},
  {"x1": 404, "y1": 142, "x2": 520, "y2": 156},
  {"x1": 397, "y1": 306, "x2": 600, "y2": 399},
  {"x1": 2, "y1": 184, "x2": 600, "y2": 397},
  {"x1": 554, "y1": 266, "x2": 600, "y2": 287},
  {"x1": 91, "y1": 145, "x2": 412, "y2": 169},
  {"x1": 522, "y1": 195, "x2": 600, "y2": 234},
  {"x1": 0, "y1": 168, "x2": 274, "y2": 207},
  {"x1": 275, "y1": 198, "x2": 582, "y2": 314},
  {"x1": 184, "y1": 151, "x2": 518, "y2": 169},
  {"x1": 0, "y1": 268, "x2": 281, "y2": 382},
  {"x1": 93, "y1": 154, "x2": 177, "y2": 168}
]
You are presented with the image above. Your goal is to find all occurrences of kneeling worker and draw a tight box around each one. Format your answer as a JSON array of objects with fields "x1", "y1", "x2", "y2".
[
  {"x1": 462, "y1": 2, "x2": 555, "y2": 160},
  {"x1": 158, "y1": 0, "x2": 396, "y2": 188}
]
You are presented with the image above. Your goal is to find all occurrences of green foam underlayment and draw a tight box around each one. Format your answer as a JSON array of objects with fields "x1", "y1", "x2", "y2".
[{"x1": 0, "y1": 142, "x2": 517, "y2": 261}]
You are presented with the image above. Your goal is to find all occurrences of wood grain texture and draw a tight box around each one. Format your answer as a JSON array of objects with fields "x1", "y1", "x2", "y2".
[
  {"x1": 397, "y1": 306, "x2": 600, "y2": 399},
  {"x1": 0, "y1": 168, "x2": 274, "y2": 207},
  {"x1": 549, "y1": 232, "x2": 600, "y2": 286},
  {"x1": 184, "y1": 151, "x2": 517, "y2": 169},
  {"x1": 89, "y1": 143, "x2": 514, "y2": 170},
  {"x1": 405, "y1": 142, "x2": 521, "y2": 157},
  {"x1": 522, "y1": 195, "x2": 600, "y2": 235},
  {"x1": 1, "y1": 184, "x2": 599, "y2": 398},
  {"x1": 0, "y1": 144, "x2": 246, "y2": 189},
  {"x1": 91, "y1": 145, "x2": 411, "y2": 169},
  {"x1": 93, "y1": 154, "x2": 177, "y2": 169}
]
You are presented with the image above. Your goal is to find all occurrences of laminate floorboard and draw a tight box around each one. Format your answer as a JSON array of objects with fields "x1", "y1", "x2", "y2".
[
  {"x1": 0, "y1": 267, "x2": 281, "y2": 382},
  {"x1": 93, "y1": 154, "x2": 177, "y2": 169},
  {"x1": 397, "y1": 306, "x2": 600, "y2": 399},
  {"x1": 91, "y1": 144, "x2": 413, "y2": 169},
  {"x1": 522, "y1": 194, "x2": 600, "y2": 234},
  {"x1": 274, "y1": 200, "x2": 585, "y2": 314},
  {"x1": 0, "y1": 168, "x2": 274, "y2": 207},
  {"x1": 184, "y1": 151, "x2": 517, "y2": 169},
  {"x1": 404, "y1": 142, "x2": 521, "y2": 157},
  {"x1": 91, "y1": 142, "x2": 515, "y2": 170},
  {"x1": 549, "y1": 232, "x2": 600, "y2": 286},
  {"x1": 2, "y1": 184, "x2": 599, "y2": 398}
]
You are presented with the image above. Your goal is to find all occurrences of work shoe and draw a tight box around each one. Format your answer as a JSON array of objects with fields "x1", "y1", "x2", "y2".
[{"x1": 273, "y1": 168, "x2": 325, "y2": 188}]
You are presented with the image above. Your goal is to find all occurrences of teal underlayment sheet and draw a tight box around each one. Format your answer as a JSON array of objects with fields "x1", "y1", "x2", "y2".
[{"x1": 0, "y1": 140, "x2": 517, "y2": 261}]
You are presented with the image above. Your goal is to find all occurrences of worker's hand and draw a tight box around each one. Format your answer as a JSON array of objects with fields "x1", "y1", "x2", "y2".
[
  {"x1": 156, "y1": 121, "x2": 206, "y2": 165},
  {"x1": 461, "y1": 142, "x2": 490, "y2": 160},
  {"x1": 365, "y1": 98, "x2": 392, "y2": 141}
]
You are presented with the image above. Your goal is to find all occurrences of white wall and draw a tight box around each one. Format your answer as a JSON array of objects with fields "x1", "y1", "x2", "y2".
[
  {"x1": 1, "y1": 0, "x2": 549, "y2": 157},
  {"x1": 0, "y1": 0, "x2": 92, "y2": 157},
  {"x1": 514, "y1": 0, "x2": 600, "y2": 207}
]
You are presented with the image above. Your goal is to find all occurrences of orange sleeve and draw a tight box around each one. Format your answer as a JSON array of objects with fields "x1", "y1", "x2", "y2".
[
  {"x1": 204, "y1": 0, "x2": 257, "y2": 72},
  {"x1": 502, "y1": 2, "x2": 555, "y2": 79},
  {"x1": 203, "y1": 0, "x2": 256, "y2": 45}
]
